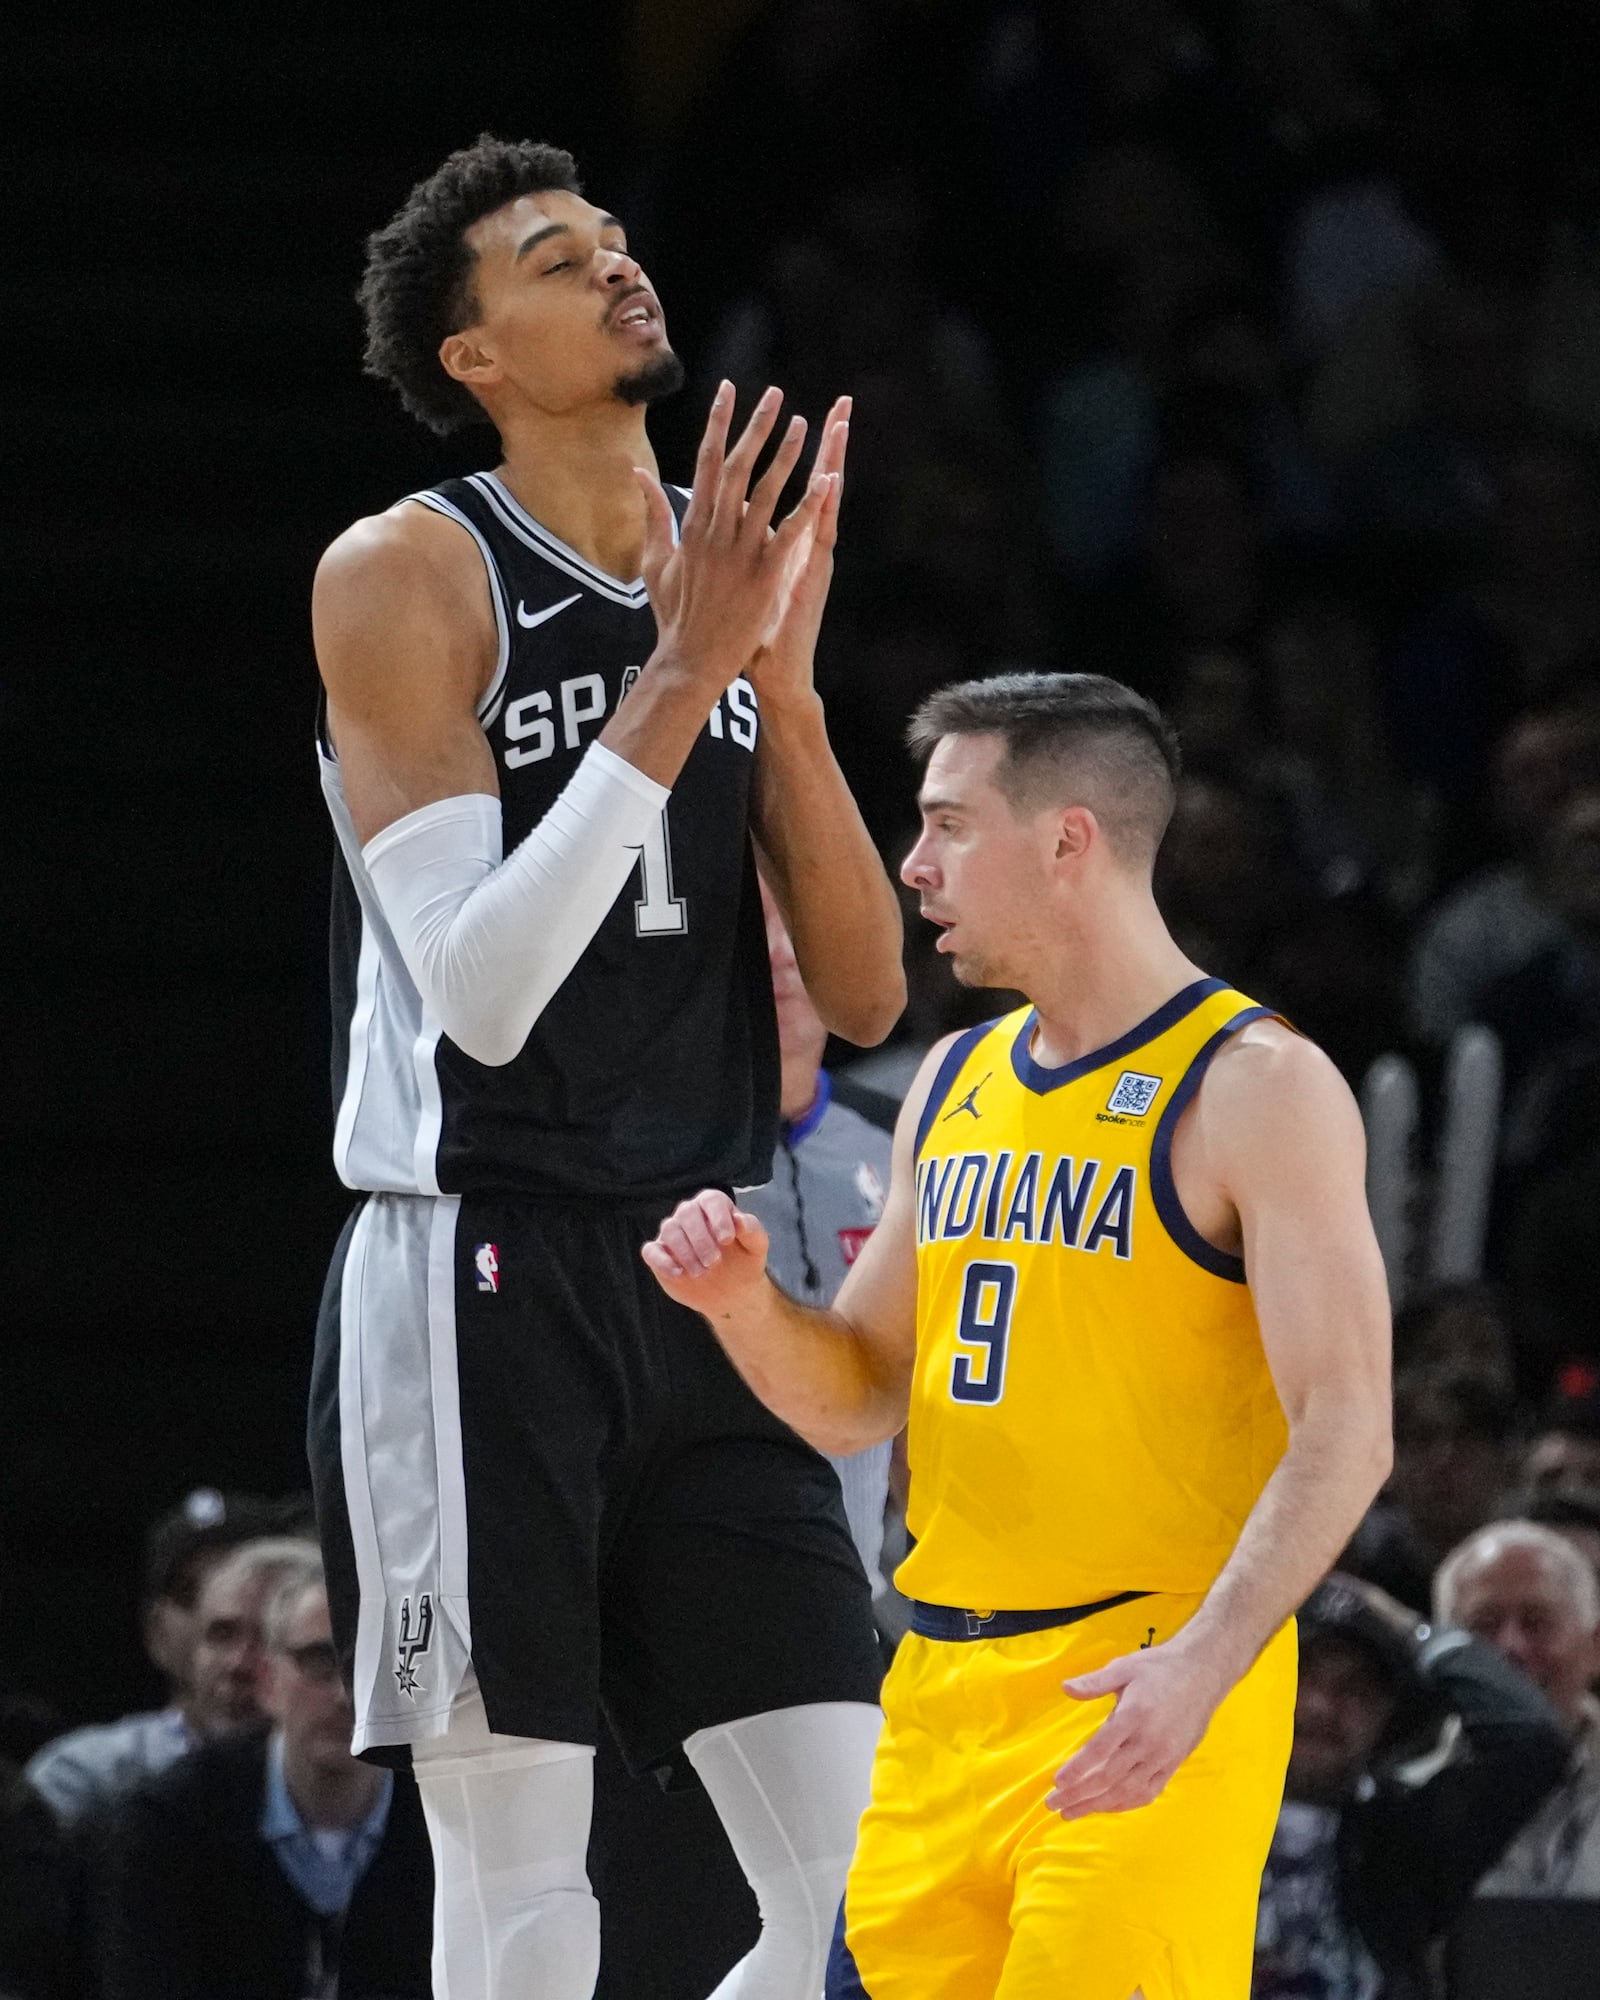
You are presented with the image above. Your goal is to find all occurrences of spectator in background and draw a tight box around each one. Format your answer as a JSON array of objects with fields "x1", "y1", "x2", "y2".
[
  {"x1": 1388, "y1": 439, "x2": 1600, "y2": 827},
  {"x1": 1489, "y1": 791, "x2": 1600, "y2": 1378},
  {"x1": 1506, "y1": 1486, "x2": 1600, "y2": 1597},
  {"x1": 1392, "y1": 1285, "x2": 1516, "y2": 1393},
  {"x1": 1253, "y1": 1571, "x2": 1569, "y2": 2000},
  {"x1": 1522, "y1": 1365, "x2": 1600, "y2": 1494},
  {"x1": 1259, "y1": 597, "x2": 1428, "y2": 908},
  {"x1": 26, "y1": 1490, "x2": 293, "y2": 1830},
  {"x1": 1437, "y1": 1522, "x2": 1600, "y2": 1897},
  {"x1": 701, "y1": 166, "x2": 1004, "y2": 469},
  {"x1": 1408, "y1": 700, "x2": 1600, "y2": 1045},
  {"x1": 1036, "y1": 142, "x2": 1246, "y2": 584},
  {"x1": 1345, "y1": 1367, "x2": 1518, "y2": 1614},
  {"x1": 0, "y1": 1749, "x2": 73, "y2": 1998},
  {"x1": 1067, "y1": 441, "x2": 1278, "y2": 704},
  {"x1": 99, "y1": 1549, "x2": 431, "y2": 2000},
  {"x1": 1487, "y1": 783, "x2": 1600, "y2": 1098},
  {"x1": 1154, "y1": 773, "x2": 1303, "y2": 994}
]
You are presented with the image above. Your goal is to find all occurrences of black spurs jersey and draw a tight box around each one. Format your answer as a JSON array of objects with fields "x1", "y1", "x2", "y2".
[{"x1": 319, "y1": 470, "x2": 778, "y2": 1202}]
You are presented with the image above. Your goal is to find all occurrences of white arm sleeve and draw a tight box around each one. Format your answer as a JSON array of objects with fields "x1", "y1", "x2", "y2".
[{"x1": 362, "y1": 742, "x2": 669, "y2": 1067}]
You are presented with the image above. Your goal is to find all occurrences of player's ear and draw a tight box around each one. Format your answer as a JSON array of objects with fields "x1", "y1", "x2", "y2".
[
  {"x1": 439, "y1": 328, "x2": 503, "y2": 395},
  {"x1": 1054, "y1": 805, "x2": 1095, "y2": 864}
]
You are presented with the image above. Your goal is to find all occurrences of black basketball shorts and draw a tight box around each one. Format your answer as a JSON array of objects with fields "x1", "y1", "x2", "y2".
[{"x1": 309, "y1": 1190, "x2": 882, "y2": 1772}]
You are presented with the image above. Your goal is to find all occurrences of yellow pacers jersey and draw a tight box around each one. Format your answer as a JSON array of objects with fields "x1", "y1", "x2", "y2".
[{"x1": 897, "y1": 976, "x2": 1289, "y2": 1611}]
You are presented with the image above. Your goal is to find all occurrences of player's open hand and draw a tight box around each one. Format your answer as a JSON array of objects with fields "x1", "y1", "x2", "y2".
[
  {"x1": 641, "y1": 1190, "x2": 771, "y2": 1320},
  {"x1": 634, "y1": 381, "x2": 832, "y2": 694},
  {"x1": 747, "y1": 395, "x2": 850, "y2": 707},
  {"x1": 1045, "y1": 1640, "x2": 1230, "y2": 1820}
]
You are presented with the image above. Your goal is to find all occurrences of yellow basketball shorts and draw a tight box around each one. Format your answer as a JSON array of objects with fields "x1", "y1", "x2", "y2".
[{"x1": 830, "y1": 1591, "x2": 1296, "y2": 1999}]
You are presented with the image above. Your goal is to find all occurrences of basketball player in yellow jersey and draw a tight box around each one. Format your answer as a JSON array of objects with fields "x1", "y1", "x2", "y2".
[{"x1": 642, "y1": 671, "x2": 1393, "y2": 1999}]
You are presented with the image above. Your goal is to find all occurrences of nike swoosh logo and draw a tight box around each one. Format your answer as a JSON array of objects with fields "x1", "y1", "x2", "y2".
[{"x1": 516, "y1": 592, "x2": 583, "y2": 629}]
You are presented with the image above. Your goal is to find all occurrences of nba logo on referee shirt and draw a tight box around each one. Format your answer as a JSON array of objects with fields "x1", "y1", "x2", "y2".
[
  {"x1": 474, "y1": 1243, "x2": 500, "y2": 1293},
  {"x1": 1106, "y1": 1071, "x2": 1163, "y2": 1117}
]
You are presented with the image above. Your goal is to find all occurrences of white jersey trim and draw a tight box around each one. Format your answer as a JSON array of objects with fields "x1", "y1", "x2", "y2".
[
  {"x1": 468, "y1": 471, "x2": 664, "y2": 610},
  {"x1": 332, "y1": 910, "x2": 382, "y2": 1187},
  {"x1": 411, "y1": 1011, "x2": 445, "y2": 1198},
  {"x1": 404, "y1": 490, "x2": 513, "y2": 728}
]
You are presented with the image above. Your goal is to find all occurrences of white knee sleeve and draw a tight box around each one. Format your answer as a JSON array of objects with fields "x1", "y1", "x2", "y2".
[
  {"x1": 686, "y1": 1701, "x2": 881, "y2": 2000},
  {"x1": 413, "y1": 1673, "x2": 599, "y2": 2000}
]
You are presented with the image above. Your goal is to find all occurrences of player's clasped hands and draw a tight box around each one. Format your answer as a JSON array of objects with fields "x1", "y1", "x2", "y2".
[
  {"x1": 633, "y1": 379, "x2": 839, "y2": 695},
  {"x1": 641, "y1": 1189, "x2": 771, "y2": 1316},
  {"x1": 1047, "y1": 1640, "x2": 1229, "y2": 1821}
]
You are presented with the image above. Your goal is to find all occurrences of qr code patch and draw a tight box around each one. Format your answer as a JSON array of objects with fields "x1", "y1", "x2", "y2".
[{"x1": 1106, "y1": 1071, "x2": 1162, "y2": 1116}]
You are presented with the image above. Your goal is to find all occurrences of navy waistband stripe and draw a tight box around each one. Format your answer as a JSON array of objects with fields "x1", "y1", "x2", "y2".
[{"x1": 909, "y1": 1590, "x2": 1151, "y2": 1642}]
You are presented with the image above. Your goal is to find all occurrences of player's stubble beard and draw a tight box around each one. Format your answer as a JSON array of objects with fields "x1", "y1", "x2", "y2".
[{"x1": 614, "y1": 349, "x2": 687, "y2": 405}]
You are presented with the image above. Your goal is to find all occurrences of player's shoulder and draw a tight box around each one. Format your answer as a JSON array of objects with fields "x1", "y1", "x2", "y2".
[
  {"x1": 894, "y1": 1014, "x2": 1015, "y2": 1152},
  {"x1": 1200, "y1": 1015, "x2": 1359, "y2": 1148},
  {"x1": 317, "y1": 497, "x2": 477, "y2": 595},
  {"x1": 312, "y1": 498, "x2": 493, "y2": 676}
]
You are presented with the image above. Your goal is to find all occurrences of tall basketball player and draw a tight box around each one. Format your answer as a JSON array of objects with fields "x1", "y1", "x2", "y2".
[
  {"x1": 644, "y1": 673, "x2": 1394, "y2": 1999},
  {"x1": 307, "y1": 137, "x2": 904, "y2": 1999}
]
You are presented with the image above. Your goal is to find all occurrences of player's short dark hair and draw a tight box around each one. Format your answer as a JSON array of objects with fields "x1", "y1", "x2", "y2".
[
  {"x1": 906, "y1": 671, "x2": 1182, "y2": 866},
  {"x1": 359, "y1": 134, "x2": 583, "y2": 435}
]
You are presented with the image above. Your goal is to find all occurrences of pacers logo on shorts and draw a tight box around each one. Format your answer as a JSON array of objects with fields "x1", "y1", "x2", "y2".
[{"x1": 474, "y1": 1242, "x2": 500, "y2": 1293}]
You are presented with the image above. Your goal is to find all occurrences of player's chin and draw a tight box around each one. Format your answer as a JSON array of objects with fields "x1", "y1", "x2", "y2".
[{"x1": 613, "y1": 348, "x2": 686, "y2": 407}]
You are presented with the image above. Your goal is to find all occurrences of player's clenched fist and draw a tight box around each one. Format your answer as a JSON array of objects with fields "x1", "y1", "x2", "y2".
[{"x1": 641, "y1": 1190, "x2": 771, "y2": 1316}]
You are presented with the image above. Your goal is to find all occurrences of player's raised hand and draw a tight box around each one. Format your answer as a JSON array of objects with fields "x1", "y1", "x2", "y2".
[
  {"x1": 641, "y1": 1190, "x2": 772, "y2": 1318},
  {"x1": 1044, "y1": 1641, "x2": 1230, "y2": 1821},
  {"x1": 748, "y1": 395, "x2": 850, "y2": 706},
  {"x1": 635, "y1": 380, "x2": 831, "y2": 694}
]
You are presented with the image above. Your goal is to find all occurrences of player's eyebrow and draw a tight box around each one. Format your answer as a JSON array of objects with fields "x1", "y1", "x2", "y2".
[
  {"x1": 918, "y1": 794, "x2": 962, "y2": 816},
  {"x1": 514, "y1": 214, "x2": 627, "y2": 260},
  {"x1": 515, "y1": 222, "x2": 571, "y2": 260}
]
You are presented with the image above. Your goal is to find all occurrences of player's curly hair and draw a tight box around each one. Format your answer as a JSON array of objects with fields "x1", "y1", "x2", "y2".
[{"x1": 359, "y1": 134, "x2": 583, "y2": 435}]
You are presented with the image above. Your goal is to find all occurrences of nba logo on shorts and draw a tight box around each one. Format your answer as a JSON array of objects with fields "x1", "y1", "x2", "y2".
[
  {"x1": 1107, "y1": 1071, "x2": 1163, "y2": 1117},
  {"x1": 474, "y1": 1243, "x2": 500, "y2": 1293}
]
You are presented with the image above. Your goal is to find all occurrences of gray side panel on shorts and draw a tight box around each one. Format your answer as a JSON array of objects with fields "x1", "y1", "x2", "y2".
[{"x1": 338, "y1": 1192, "x2": 473, "y2": 1754}]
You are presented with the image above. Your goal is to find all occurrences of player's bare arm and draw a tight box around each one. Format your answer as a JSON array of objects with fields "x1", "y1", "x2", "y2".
[
  {"x1": 744, "y1": 399, "x2": 906, "y2": 1047},
  {"x1": 1048, "y1": 1021, "x2": 1392, "y2": 1820},
  {"x1": 640, "y1": 1035, "x2": 956, "y2": 1449},
  {"x1": 316, "y1": 381, "x2": 829, "y2": 845}
]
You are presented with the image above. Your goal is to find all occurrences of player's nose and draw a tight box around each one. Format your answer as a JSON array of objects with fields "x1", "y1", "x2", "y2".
[
  {"x1": 599, "y1": 245, "x2": 644, "y2": 288},
  {"x1": 900, "y1": 836, "x2": 934, "y2": 889}
]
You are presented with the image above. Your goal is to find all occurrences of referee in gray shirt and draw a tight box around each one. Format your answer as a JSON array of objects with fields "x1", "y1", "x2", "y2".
[{"x1": 740, "y1": 888, "x2": 895, "y2": 1598}]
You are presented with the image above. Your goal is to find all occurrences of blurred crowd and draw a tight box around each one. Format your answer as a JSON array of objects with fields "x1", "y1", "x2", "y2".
[
  {"x1": 640, "y1": 0, "x2": 1600, "y2": 1397},
  {"x1": 6, "y1": 1416, "x2": 1600, "y2": 1996},
  {"x1": 10, "y1": 1, "x2": 1600, "y2": 1993}
]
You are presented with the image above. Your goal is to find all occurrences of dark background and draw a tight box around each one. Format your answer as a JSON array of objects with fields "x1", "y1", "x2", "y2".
[{"x1": 9, "y1": 0, "x2": 1600, "y2": 1726}]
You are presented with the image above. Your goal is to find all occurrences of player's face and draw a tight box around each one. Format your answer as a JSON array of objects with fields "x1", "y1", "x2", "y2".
[
  {"x1": 448, "y1": 190, "x2": 682, "y2": 415},
  {"x1": 901, "y1": 734, "x2": 1059, "y2": 990}
]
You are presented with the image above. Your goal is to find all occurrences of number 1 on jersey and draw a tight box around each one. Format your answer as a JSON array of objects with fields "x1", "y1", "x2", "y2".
[
  {"x1": 950, "y1": 1260, "x2": 1016, "y2": 1405},
  {"x1": 634, "y1": 809, "x2": 687, "y2": 936}
]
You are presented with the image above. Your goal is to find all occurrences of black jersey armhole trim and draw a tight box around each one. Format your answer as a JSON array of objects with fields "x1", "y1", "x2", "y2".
[
  {"x1": 914, "y1": 1021, "x2": 998, "y2": 1158},
  {"x1": 1149, "y1": 1006, "x2": 1274, "y2": 1283}
]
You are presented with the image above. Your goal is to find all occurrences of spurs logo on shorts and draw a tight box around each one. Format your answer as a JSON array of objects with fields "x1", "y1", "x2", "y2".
[{"x1": 395, "y1": 1592, "x2": 435, "y2": 1699}]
